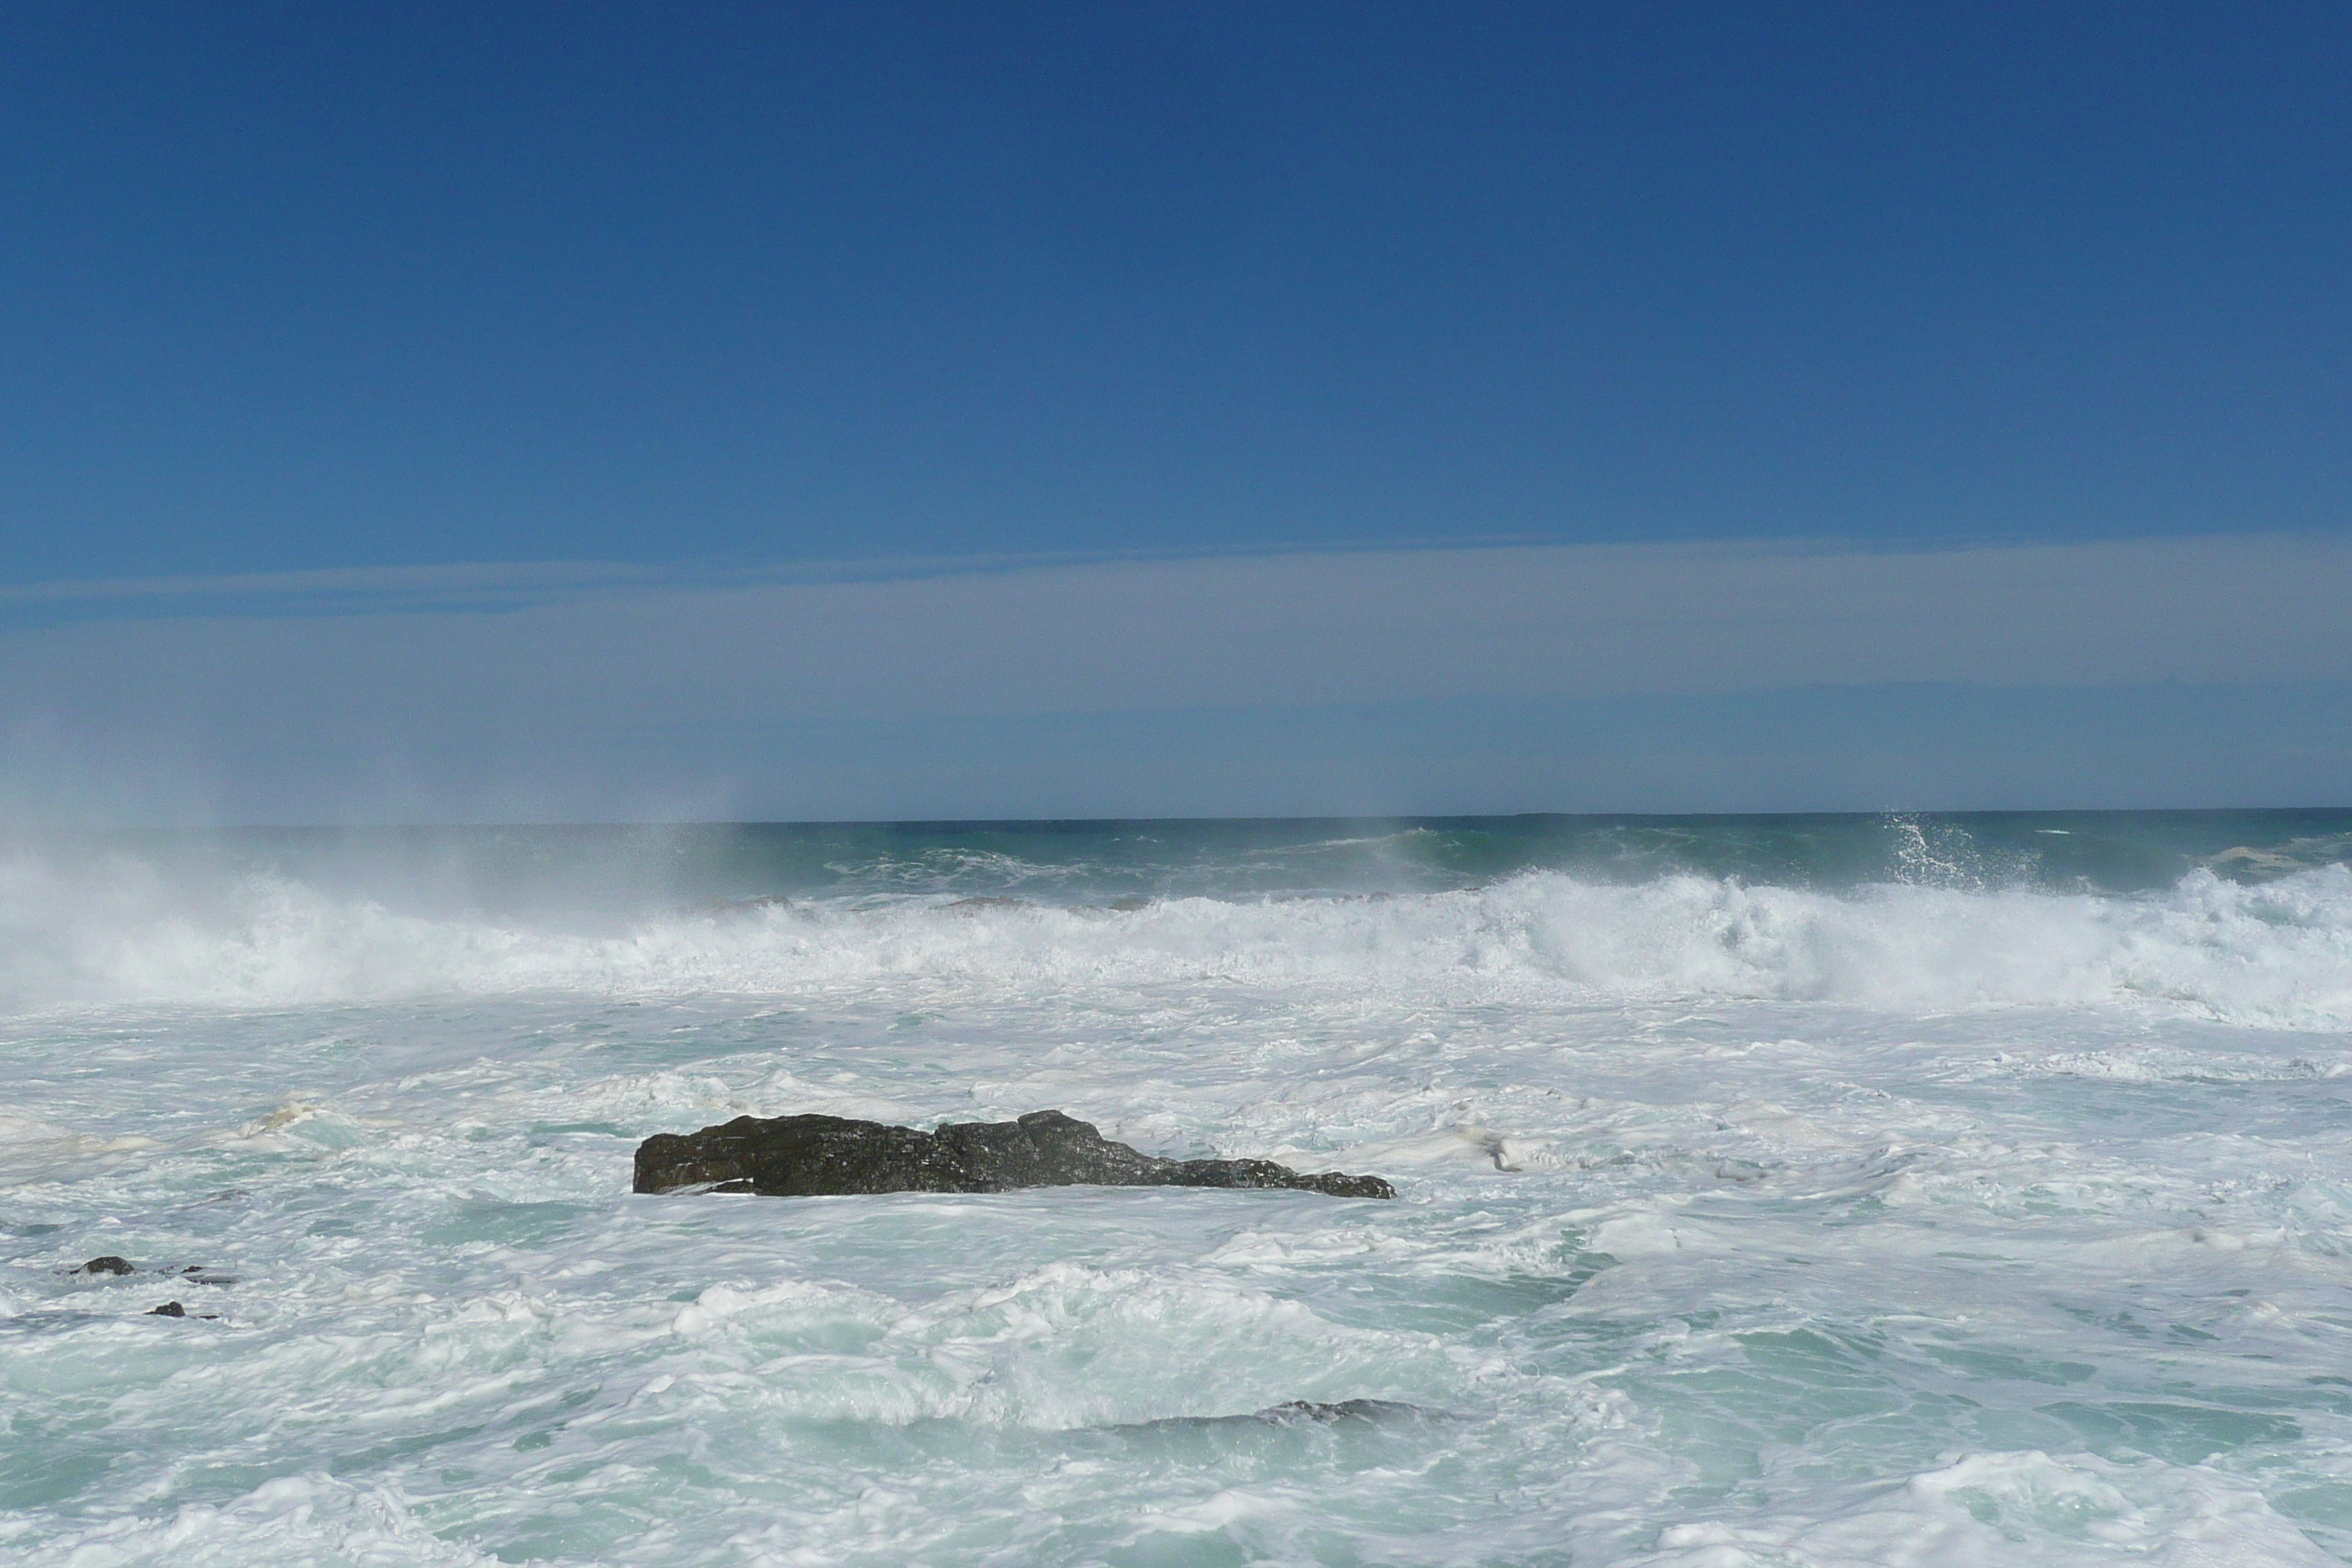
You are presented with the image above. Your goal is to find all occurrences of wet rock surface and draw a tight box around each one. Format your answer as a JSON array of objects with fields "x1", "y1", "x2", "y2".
[
  {"x1": 68, "y1": 1256, "x2": 233, "y2": 1284},
  {"x1": 634, "y1": 1109, "x2": 1394, "y2": 1200}
]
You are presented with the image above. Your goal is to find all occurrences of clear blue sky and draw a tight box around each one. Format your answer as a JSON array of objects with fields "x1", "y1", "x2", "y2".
[
  {"x1": 7, "y1": 1, "x2": 2347, "y2": 584},
  {"x1": 4, "y1": 4, "x2": 2348, "y2": 820}
]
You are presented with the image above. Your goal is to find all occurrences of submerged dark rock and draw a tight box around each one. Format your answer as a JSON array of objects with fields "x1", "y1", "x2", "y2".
[
  {"x1": 78, "y1": 1256, "x2": 135, "y2": 1276},
  {"x1": 634, "y1": 1109, "x2": 1393, "y2": 1200},
  {"x1": 1256, "y1": 1399, "x2": 1423, "y2": 1425},
  {"x1": 1109, "y1": 1398, "x2": 1447, "y2": 1439}
]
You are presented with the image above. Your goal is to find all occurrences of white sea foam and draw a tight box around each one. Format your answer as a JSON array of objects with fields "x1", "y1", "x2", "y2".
[
  {"x1": 4, "y1": 853, "x2": 2348, "y2": 1028},
  {"x1": 7, "y1": 831, "x2": 2352, "y2": 1564}
]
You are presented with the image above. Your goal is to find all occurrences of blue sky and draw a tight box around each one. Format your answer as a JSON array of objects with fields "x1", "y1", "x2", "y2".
[{"x1": 3, "y1": 4, "x2": 2348, "y2": 818}]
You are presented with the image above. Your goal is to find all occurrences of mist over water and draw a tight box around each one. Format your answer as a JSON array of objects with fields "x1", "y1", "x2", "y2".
[{"x1": 5, "y1": 811, "x2": 2352, "y2": 1564}]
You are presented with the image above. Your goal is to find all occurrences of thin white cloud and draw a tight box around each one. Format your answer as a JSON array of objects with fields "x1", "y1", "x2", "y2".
[
  {"x1": 10, "y1": 531, "x2": 2345, "y2": 709},
  {"x1": 2, "y1": 532, "x2": 2345, "y2": 818}
]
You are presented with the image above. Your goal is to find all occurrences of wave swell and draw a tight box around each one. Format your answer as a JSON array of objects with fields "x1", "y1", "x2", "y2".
[{"x1": 4, "y1": 852, "x2": 2348, "y2": 1028}]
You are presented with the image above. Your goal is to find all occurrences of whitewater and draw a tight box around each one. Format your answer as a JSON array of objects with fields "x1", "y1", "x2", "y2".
[{"x1": 4, "y1": 813, "x2": 2351, "y2": 1567}]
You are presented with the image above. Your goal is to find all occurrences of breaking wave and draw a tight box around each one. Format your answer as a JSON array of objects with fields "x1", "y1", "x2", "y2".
[{"x1": 4, "y1": 851, "x2": 2347, "y2": 1028}]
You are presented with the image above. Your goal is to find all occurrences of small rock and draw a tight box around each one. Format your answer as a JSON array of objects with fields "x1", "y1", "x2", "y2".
[
  {"x1": 148, "y1": 1301, "x2": 185, "y2": 1316},
  {"x1": 78, "y1": 1256, "x2": 135, "y2": 1276}
]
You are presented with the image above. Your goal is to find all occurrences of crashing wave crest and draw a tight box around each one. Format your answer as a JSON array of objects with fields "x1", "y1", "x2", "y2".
[{"x1": 3, "y1": 850, "x2": 2347, "y2": 1028}]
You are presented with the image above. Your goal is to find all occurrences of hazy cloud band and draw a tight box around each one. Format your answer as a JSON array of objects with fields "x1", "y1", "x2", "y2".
[{"x1": 4, "y1": 533, "x2": 2345, "y2": 818}]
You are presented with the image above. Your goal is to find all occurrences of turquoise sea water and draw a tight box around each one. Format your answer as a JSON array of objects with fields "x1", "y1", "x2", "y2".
[{"x1": 3, "y1": 812, "x2": 2351, "y2": 1564}]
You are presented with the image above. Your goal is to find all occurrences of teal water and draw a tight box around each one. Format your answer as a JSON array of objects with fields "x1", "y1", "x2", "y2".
[{"x1": 59, "y1": 807, "x2": 2352, "y2": 916}]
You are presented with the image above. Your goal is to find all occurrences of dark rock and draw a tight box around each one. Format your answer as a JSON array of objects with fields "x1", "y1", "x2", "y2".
[
  {"x1": 78, "y1": 1256, "x2": 135, "y2": 1276},
  {"x1": 634, "y1": 1109, "x2": 1394, "y2": 1201},
  {"x1": 145, "y1": 1300, "x2": 217, "y2": 1319}
]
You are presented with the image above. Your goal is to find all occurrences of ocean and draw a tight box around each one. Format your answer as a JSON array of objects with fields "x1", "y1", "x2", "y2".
[{"x1": 4, "y1": 810, "x2": 2351, "y2": 1566}]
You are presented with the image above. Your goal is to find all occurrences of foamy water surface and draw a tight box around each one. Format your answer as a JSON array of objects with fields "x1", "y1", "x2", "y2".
[{"x1": 4, "y1": 816, "x2": 2351, "y2": 1565}]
